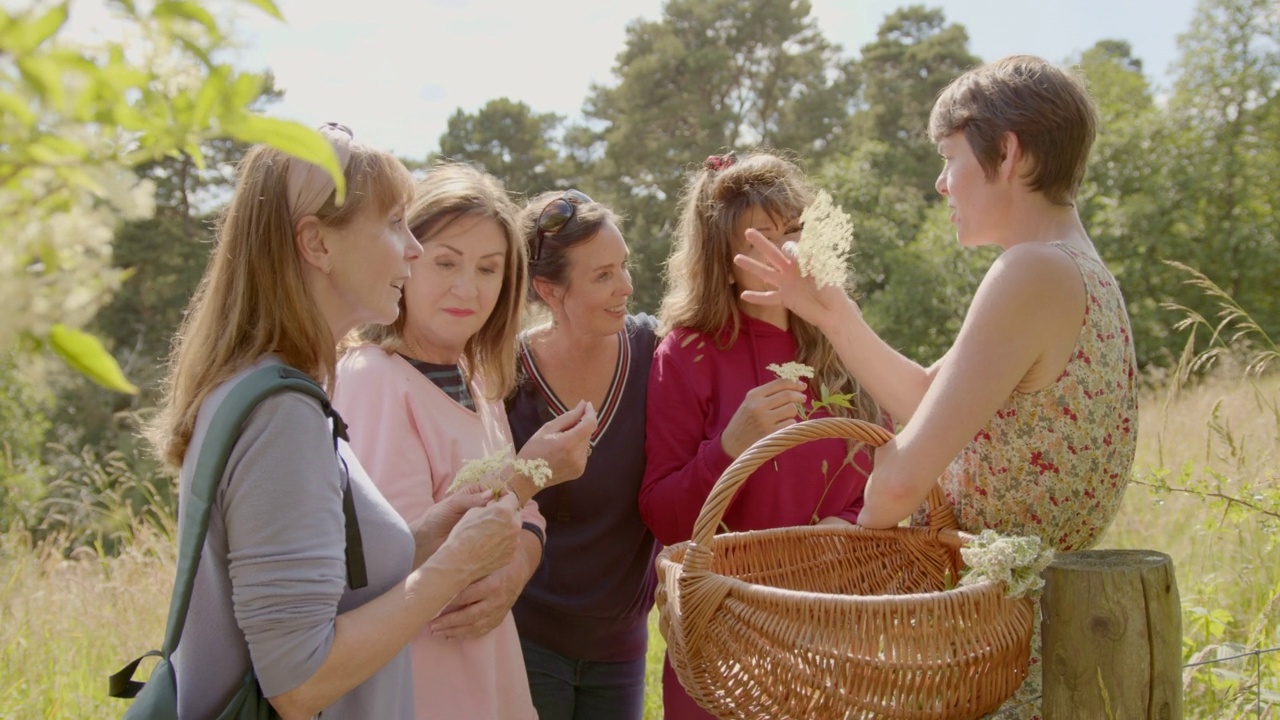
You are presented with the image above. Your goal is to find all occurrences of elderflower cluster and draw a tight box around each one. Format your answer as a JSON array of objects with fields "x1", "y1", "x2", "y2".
[
  {"x1": 797, "y1": 189, "x2": 855, "y2": 289},
  {"x1": 959, "y1": 530, "x2": 1056, "y2": 599},
  {"x1": 448, "y1": 445, "x2": 554, "y2": 497},
  {"x1": 512, "y1": 457, "x2": 553, "y2": 489},
  {"x1": 1, "y1": 159, "x2": 155, "y2": 347},
  {"x1": 767, "y1": 362, "x2": 815, "y2": 383}
]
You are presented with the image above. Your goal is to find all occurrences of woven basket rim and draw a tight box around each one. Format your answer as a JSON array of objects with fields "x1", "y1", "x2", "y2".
[{"x1": 657, "y1": 525, "x2": 1013, "y2": 605}]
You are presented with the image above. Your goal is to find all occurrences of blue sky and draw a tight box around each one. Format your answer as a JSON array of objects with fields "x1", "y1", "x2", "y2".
[{"x1": 94, "y1": 0, "x2": 1205, "y2": 160}]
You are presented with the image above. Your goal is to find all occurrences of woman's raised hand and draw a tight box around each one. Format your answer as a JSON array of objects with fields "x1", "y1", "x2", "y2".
[
  {"x1": 734, "y1": 228, "x2": 858, "y2": 332},
  {"x1": 719, "y1": 378, "x2": 807, "y2": 459},
  {"x1": 518, "y1": 400, "x2": 598, "y2": 487}
]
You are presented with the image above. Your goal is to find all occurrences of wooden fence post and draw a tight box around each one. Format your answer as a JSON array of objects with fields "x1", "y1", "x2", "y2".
[{"x1": 1041, "y1": 549, "x2": 1182, "y2": 719}]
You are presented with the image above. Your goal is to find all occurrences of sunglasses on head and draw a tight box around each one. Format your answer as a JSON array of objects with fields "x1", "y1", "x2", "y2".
[{"x1": 532, "y1": 189, "x2": 593, "y2": 263}]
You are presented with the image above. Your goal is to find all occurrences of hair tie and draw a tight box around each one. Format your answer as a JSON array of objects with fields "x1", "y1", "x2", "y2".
[
  {"x1": 287, "y1": 122, "x2": 354, "y2": 223},
  {"x1": 704, "y1": 152, "x2": 736, "y2": 172}
]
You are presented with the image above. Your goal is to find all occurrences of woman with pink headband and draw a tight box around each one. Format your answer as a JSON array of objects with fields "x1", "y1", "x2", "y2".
[{"x1": 147, "y1": 124, "x2": 550, "y2": 718}]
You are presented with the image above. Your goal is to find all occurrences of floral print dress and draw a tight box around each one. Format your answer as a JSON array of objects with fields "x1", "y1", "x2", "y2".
[{"x1": 938, "y1": 242, "x2": 1139, "y2": 718}]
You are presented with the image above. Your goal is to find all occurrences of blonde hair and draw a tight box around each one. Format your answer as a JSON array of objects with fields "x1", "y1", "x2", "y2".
[
  {"x1": 355, "y1": 162, "x2": 525, "y2": 399},
  {"x1": 149, "y1": 141, "x2": 415, "y2": 469},
  {"x1": 660, "y1": 150, "x2": 881, "y2": 424}
]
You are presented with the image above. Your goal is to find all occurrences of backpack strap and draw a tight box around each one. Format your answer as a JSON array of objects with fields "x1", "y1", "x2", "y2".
[{"x1": 109, "y1": 365, "x2": 366, "y2": 698}]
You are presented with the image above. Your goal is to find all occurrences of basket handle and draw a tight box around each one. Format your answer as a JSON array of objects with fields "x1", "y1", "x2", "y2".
[{"x1": 683, "y1": 417, "x2": 959, "y2": 572}]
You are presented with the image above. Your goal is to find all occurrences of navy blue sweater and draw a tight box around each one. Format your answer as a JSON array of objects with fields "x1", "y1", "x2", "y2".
[{"x1": 506, "y1": 314, "x2": 659, "y2": 663}]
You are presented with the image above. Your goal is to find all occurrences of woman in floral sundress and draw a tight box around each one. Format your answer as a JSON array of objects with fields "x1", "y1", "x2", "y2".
[{"x1": 735, "y1": 55, "x2": 1138, "y2": 718}]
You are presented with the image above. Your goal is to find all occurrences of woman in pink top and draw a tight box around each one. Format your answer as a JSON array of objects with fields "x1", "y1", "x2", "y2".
[
  {"x1": 335, "y1": 162, "x2": 598, "y2": 720},
  {"x1": 640, "y1": 150, "x2": 886, "y2": 720},
  {"x1": 736, "y1": 56, "x2": 1138, "y2": 718}
]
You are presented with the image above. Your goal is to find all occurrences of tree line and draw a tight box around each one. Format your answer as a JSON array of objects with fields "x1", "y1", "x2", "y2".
[{"x1": 432, "y1": 0, "x2": 1278, "y2": 370}]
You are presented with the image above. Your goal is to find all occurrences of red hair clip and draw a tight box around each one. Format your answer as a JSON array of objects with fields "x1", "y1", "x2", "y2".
[{"x1": 704, "y1": 153, "x2": 736, "y2": 172}]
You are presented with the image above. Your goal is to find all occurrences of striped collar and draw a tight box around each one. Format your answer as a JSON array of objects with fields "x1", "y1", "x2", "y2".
[{"x1": 519, "y1": 331, "x2": 629, "y2": 447}]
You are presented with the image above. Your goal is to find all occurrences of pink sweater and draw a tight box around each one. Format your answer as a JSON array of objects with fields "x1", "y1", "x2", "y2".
[{"x1": 334, "y1": 345, "x2": 541, "y2": 720}]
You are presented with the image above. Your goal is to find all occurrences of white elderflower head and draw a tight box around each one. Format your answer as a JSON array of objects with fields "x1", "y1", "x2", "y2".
[
  {"x1": 512, "y1": 457, "x2": 553, "y2": 489},
  {"x1": 959, "y1": 529, "x2": 1056, "y2": 599},
  {"x1": 449, "y1": 446, "x2": 556, "y2": 498},
  {"x1": 767, "y1": 362, "x2": 815, "y2": 383},
  {"x1": 797, "y1": 189, "x2": 855, "y2": 289},
  {"x1": 448, "y1": 446, "x2": 515, "y2": 495}
]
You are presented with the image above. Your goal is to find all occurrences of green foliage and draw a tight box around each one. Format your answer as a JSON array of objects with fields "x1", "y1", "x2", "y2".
[
  {"x1": 0, "y1": 352, "x2": 52, "y2": 533},
  {"x1": 1165, "y1": 0, "x2": 1280, "y2": 329},
  {"x1": 860, "y1": 207, "x2": 995, "y2": 364},
  {"x1": 815, "y1": 141, "x2": 929, "y2": 296},
  {"x1": 1076, "y1": 0, "x2": 1280, "y2": 368},
  {"x1": 810, "y1": 384, "x2": 855, "y2": 419},
  {"x1": 35, "y1": 442, "x2": 173, "y2": 555},
  {"x1": 435, "y1": 98, "x2": 572, "y2": 198},
  {"x1": 843, "y1": 4, "x2": 978, "y2": 193},
  {"x1": 1, "y1": 0, "x2": 344, "y2": 389}
]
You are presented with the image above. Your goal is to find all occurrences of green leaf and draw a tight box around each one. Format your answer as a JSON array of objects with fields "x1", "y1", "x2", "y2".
[
  {"x1": 225, "y1": 71, "x2": 265, "y2": 108},
  {"x1": 185, "y1": 141, "x2": 207, "y2": 171},
  {"x1": 35, "y1": 133, "x2": 88, "y2": 159},
  {"x1": 224, "y1": 115, "x2": 346, "y2": 203},
  {"x1": 0, "y1": 91, "x2": 36, "y2": 126},
  {"x1": 231, "y1": 0, "x2": 285, "y2": 21},
  {"x1": 47, "y1": 324, "x2": 139, "y2": 394},
  {"x1": 152, "y1": 1, "x2": 219, "y2": 36},
  {"x1": 0, "y1": 2, "x2": 68, "y2": 55},
  {"x1": 173, "y1": 31, "x2": 214, "y2": 69},
  {"x1": 16, "y1": 55, "x2": 65, "y2": 109},
  {"x1": 191, "y1": 65, "x2": 230, "y2": 129}
]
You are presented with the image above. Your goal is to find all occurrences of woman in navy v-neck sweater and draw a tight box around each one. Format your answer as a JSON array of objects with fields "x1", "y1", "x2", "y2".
[{"x1": 506, "y1": 190, "x2": 659, "y2": 720}]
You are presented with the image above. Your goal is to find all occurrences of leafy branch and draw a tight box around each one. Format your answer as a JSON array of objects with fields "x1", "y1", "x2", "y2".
[{"x1": 1131, "y1": 477, "x2": 1280, "y2": 523}]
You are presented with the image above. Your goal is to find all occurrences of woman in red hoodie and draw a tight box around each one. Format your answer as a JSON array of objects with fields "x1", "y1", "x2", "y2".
[{"x1": 639, "y1": 150, "x2": 886, "y2": 719}]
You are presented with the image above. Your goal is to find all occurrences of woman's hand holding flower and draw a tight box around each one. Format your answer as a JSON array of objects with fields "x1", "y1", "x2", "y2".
[
  {"x1": 518, "y1": 399, "x2": 598, "y2": 488},
  {"x1": 735, "y1": 228, "x2": 859, "y2": 335}
]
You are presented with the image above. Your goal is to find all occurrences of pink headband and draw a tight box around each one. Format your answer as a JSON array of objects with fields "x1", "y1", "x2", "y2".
[
  {"x1": 287, "y1": 122, "x2": 354, "y2": 223},
  {"x1": 704, "y1": 152, "x2": 736, "y2": 172}
]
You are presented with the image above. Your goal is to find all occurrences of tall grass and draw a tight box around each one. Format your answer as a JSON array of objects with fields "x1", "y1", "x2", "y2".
[
  {"x1": 1099, "y1": 368, "x2": 1280, "y2": 717},
  {"x1": 0, "y1": 526, "x2": 172, "y2": 719}
]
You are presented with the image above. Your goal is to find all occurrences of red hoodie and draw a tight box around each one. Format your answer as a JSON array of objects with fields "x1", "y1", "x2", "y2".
[{"x1": 639, "y1": 313, "x2": 876, "y2": 547}]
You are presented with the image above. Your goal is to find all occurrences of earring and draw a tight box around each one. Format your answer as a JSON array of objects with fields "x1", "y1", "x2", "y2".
[{"x1": 323, "y1": 263, "x2": 332, "y2": 275}]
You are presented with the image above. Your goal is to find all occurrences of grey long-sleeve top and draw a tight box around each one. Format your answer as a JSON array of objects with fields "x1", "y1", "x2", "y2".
[{"x1": 174, "y1": 359, "x2": 416, "y2": 719}]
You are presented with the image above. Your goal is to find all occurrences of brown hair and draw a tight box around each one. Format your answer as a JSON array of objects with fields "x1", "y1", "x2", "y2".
[
  {"x1": 517, "y1": 191, "x2": 621, "y2": 307},
  {"x1": 929, "y1": 54, "x2": 1098, "y2": 206},
  {"x1": 355, "y1": 162, "x2": 525, "y2": 399},
  {"x1": 149, "y1": 142, "x2": 415, "y2": 468},
  {"x1": 660, "y1": 149, "x2": 880, "y2": 424}
]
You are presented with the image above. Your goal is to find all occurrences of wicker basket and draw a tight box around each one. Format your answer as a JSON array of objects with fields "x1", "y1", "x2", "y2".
[{"x1": 655, "y1": 417, "x2": 1035, "y2": 720}]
